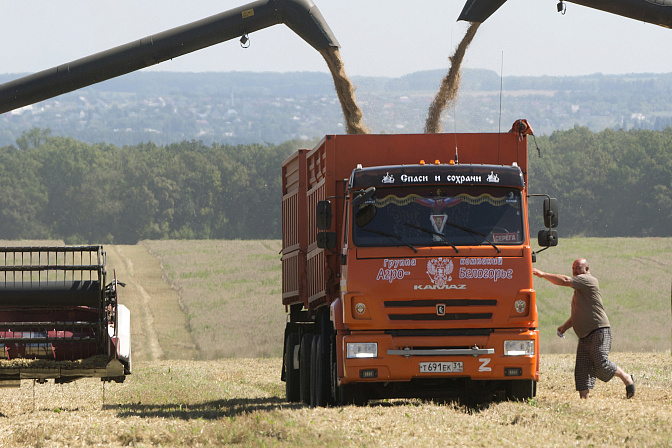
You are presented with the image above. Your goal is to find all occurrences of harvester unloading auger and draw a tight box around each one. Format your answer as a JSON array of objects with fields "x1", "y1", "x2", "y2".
[
  {"x1": 459, "y1": 0, "x2": 672, "y2": 28},
  {"x1": 0, "y1": 0, "x2": 346, "y2": 387},
  {"x1": 0, "y1": 0, "x2": 340, "y2": 115}
]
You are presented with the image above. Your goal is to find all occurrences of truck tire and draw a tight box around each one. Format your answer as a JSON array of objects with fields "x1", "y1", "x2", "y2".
[
  {"x1": 312, "y1": 335, "x2": 327, "y2": 407},
  {"x1": 338, "y1": 383, "x2": 368, "y2": 406},
  {"x1": 299, "y1": 333, "x2": 313, "y2": 405},
  {"x1": 310, "y1": 336, "x2": 316, "y2": 406},
  {"x1": 330, "y1": 335, "x2": 339, "y2": 404},
  {"x1": 284, "y1": 332, "x2": 300, "y2": 402},
  {"x1": 507, "y1": 379, "x2": 536, "y2": 401}
]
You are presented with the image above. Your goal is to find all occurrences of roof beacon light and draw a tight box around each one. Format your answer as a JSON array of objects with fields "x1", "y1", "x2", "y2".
[{"x1": 434, "y1": 160, "x2": 441, "y2": 165}]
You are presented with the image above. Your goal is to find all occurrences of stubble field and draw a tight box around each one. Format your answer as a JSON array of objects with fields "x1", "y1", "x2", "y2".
[{"x1": 0, "y1": 238, "x2": 670, "y2": 447}]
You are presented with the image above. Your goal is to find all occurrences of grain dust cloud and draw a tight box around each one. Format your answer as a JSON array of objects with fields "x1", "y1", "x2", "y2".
[
  {"x1": 424, "y1": 22, "x2": 481, "y2": 134},
  {"x1": 320, "y1": 47, "x2": 369, "y2": 135}
]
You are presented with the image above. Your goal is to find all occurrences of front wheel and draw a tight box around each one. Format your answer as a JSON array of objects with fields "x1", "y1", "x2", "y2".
[{"x1": 507, "y1": 379, "x2": 536, "y2": 401}]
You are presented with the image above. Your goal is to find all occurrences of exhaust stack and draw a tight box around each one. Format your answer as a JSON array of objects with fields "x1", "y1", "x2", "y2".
[{"x1": 0, "y1": 0, "x2": 339, "y2": 114}]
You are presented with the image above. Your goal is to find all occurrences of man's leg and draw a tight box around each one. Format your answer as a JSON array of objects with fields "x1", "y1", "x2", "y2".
[
  {"x1": 591, "y1": 328, "x2": 618, "y2": 383},
  {"x1": 591, "y1": 328, "x2": 635, "y2": 397},
  {"x1": 575, "y1": 337, "x2": 596, "y2": 399}
]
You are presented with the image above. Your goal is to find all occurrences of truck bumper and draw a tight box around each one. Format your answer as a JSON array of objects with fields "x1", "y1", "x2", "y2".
[{"x1": 339, "y1": 329, "x2": 539, "y2": 385}]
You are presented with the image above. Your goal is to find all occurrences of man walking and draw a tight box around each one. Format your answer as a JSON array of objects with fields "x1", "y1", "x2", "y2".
[{"x1": 533, "y1": 258, "x2": 635, "y2": 399}]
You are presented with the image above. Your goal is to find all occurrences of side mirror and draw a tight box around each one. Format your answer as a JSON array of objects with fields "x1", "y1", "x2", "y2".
[
  {"x1": 317, "y1": 232, "x2": 337, "y2": 250},
  {"x1": 351, "y1": 187, "x2": 376, "y2": 208},
  {"x1": 543, "y1": 198, "x2": 558, "y2": 228},
  {"x1": 316, "y1": 200, "x2": 332, "y2": 230},
  {"x1": 355, "y1": 204, "x2": 376, "y2": 227},
  {"x1": 537, "y1": 230, "x2": 558, "y2": 247}
]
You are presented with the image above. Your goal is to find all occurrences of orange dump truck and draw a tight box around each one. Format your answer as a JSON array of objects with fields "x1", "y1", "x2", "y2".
[{"x1": 281, "y1": 124, "x2": 558, "y2": 406}]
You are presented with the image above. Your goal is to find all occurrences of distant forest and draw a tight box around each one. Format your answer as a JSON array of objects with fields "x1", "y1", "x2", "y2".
[{"x1": 0, "y1": 126, "x2": 669, "y2": 243}]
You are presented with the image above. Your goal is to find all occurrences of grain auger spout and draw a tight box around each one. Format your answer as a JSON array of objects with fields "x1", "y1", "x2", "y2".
[
  {"x1": 459, "y1": 0, "x2": 672, "y2": 28},
  {"x1": 0, "y1": 0, "x2": 339, "y2": 115}
]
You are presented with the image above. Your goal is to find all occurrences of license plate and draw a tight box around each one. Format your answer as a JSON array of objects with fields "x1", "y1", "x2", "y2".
[{"x1": 419, "y1": 361, "x2": 463, "y2": 373}]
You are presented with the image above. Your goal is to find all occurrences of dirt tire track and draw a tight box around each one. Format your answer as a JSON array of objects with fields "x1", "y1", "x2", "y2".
[
  {"x1": 106, "y1": 245, "x2": 163, "y2": 361},
  {"x1": 106, "y1": 245, "x2": 199, "y2": 362}
]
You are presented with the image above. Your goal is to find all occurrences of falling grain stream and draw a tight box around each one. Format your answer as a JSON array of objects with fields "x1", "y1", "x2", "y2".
[
  {"x1": 320, "y1": 23, "x2": 480, "y2": 136},
  {"x1": 425, "y1": 22, "x2": 481, "y2": 134},
  {"x1": 320, "y1": 47, "x2": 369, "y2": 135}
]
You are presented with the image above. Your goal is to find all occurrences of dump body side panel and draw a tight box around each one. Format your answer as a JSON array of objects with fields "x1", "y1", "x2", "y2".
[{"x1": 281, "y1": 150, "x2": 308, "y2": 306}]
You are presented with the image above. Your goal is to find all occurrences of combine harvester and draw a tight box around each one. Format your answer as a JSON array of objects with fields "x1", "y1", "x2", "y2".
[
  {"x1": 0, "y1": 0, "x2": 340, "y2": 386},
  {"x1": 0, "y1": 246, "x2": 130, "y2": 387}
]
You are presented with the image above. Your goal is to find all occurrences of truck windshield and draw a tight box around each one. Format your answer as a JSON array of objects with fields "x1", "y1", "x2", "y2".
[{"x1": 352, "y1": 186, "x2": 524, "y2": 248}]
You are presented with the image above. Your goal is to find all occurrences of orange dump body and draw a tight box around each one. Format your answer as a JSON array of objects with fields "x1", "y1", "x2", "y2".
[{"x1": 282, "y1": 132, "x2": 539, "y2": 401}]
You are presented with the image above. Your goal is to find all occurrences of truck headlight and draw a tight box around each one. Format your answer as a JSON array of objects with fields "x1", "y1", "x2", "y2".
[
  {"x1": 346, "y1": 342, "x2": 378, "y2": 359},
  {"x1": 503, "y1": 340, "x2": 534, "y2": 356}
]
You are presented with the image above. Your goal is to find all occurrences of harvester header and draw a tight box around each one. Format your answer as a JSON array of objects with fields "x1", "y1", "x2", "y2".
[{"x1": 0, "y1": 246, "x2": 130, "y2": 387}]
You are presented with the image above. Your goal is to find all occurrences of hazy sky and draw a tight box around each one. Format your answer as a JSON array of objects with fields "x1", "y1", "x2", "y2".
[{"x1": 2, "y1": 0, "x2": 671, "y2": 78}]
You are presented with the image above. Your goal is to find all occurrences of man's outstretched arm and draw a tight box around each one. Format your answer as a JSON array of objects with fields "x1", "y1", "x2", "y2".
[{"x1": 532, "y1": 268, "x2": 573, "y2": 287}]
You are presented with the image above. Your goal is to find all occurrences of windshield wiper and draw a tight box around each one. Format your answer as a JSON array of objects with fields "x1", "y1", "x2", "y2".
[
  {"x1": 443, "y1": 221, "x2": 501, "y2": 254},
  {"x1": 403, "y1": 223, "x2": 459, "y2": 253},
  {"x1": 359, "y1": 227, "x2": 418, "y2": 253}
]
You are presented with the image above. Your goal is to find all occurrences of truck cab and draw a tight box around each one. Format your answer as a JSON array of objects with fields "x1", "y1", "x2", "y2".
[{"x1": 333, "y1": 162, "x2": 537, "y2": 402}]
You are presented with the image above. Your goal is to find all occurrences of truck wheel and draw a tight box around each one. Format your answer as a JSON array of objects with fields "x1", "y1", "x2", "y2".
[
  {"x1": 507, "y1": 379, "x2": 536, "y2": 401},
  {"x1": 337, "y1": 383, "x2": 354, "y2": 405},
  {"x1": 284, "y1": 332, "x2": 300, "y2": 402},
  {"x1": 310, "y1": 335, "x2": 320, "y2": 407},
  {"x1": 299, "y1": 333, "x2": 313, "y2": 405},
  {"x1": 330, "y1": 336, "x2": 339, "y2": 404},
  {"x1": 338, "y1": 383, "x2": 368, "y2": 406},
  {"x1": 313, "y1": 335, "x2": 327, "y2": 407}
]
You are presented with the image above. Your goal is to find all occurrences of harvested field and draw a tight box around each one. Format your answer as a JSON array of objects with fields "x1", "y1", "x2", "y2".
[
  {"x1": 1, "y1": 353, "x2": 672, "y2": 447},
  {"x1": 105, "y1": 244, "x2": 199, "y2": 362},
  {"x1": 142, "y1": 239, "x2": 285, "y2": 360},
  {"x1": 0, "y1": 238, "x2": 669, "y2": 446},
  {"x1": 140, "y1": 237, "x2": 672, "y2": 359}
]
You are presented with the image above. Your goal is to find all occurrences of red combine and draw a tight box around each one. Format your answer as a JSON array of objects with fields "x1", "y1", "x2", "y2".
[{"x1": 0, "y1": 246, "x2": 130, "y2": 386}]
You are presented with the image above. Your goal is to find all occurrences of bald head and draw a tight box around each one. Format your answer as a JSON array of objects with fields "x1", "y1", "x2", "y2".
[{"x1": 572, "y1": 258, "x2": 589, "y2": 276}]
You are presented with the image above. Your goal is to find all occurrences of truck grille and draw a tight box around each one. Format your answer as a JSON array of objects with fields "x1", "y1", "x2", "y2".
[{"x1": 384, "y1": 299, "x2": 496, "y2": 322}]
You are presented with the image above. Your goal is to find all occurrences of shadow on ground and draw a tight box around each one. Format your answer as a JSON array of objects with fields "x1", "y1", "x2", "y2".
[
  {"x1": 106, "y1": 396, "x2": 302, "y2": 420},
  {"x1": 105, "y1": 394, "x2": 502, "y2": 420}
]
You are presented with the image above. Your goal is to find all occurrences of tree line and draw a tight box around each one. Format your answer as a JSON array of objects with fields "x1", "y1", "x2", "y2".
[
  {"x1": 530, "y1": 126, "x2": 672, "y2": 238},
  {"x1": 0, "y1": 128, "x2": 305, "y2": 243},
  {"x1": 0, "y1": 126, "x2": 669, "y2": 244}
]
